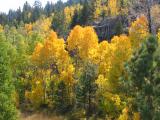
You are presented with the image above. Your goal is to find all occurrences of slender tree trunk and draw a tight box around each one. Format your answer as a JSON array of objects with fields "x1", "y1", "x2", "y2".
[
  {"x1": 50, "y1": 72, "x2": 54, "y2": 102},
  {"x1": 42, "y1": 70, "x2": 46, "y2": 104},
  {"x1": 146, "y1": 0, "x2": 153, "y2": 34},
  {"x1": 147, "y1": 95, "x2": 153, "y2": 119},
  {"x1": 88, "y1": 79, "x2": 91, "y2": 118}
]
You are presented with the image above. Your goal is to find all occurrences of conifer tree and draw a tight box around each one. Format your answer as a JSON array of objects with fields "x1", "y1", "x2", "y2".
[
  {"x1": 122, "y1": 36, "x2": 158, "y2": 119},
  {"x1": 54, "y1": 81, "x2": 71, "y2": 113},
  {"x1": 79, "y1": 0, "x2": 92, "y2": 25},
  {"x1": 76, "y1": 61, "x2": 98, "y2": 117},
  {"x1": 152, "y1": 46, "x2": 160, "y2": 119},
  {"x1": 70, "y1": 10, "x2": 80, "y2": 29}
]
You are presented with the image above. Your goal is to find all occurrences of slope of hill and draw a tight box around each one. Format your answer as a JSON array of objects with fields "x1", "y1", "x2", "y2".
[{"x1": 0, "y1": 0, "x2": 160, "y2": 120}]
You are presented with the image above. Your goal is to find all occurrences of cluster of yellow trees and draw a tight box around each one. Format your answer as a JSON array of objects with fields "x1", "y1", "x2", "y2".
[
  {"x1": 1, "y1": 0, "x2": 160, "y2": 119},
  {"x1": 22, "y1": 15, "x2": 150, "y2": 119},
  {"x1": 60, "y1": 0, "x2": 128, "y2": 23},
  {"x1": 64, "y1": 4, "x2": 82, "y2": 25},
  {"x1": 93, "y1": 0, "x2": 128, "y2": 19}
]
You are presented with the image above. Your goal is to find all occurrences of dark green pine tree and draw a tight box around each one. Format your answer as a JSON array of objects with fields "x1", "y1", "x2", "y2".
[
  {"x1": 76, "y1": 62, "x2": 98, "y2": 117},
  {"x1": 0, "y1": 34, "x2": 17, "y2": 120},
  {"x1": 67, "y1": 0, "x2": 76, "y2": 6},
  {"x1": 22, "y1": 1, "x2": 32, "y2": 23},
  {"x1": 54, "y1": 80, "x2": 71, "y2": 113},
  {"x1": 152, "y1": 46, "x2": 160, "y2": 120},
  {"x1": 54, "y1": 0, "x2": 64, "y2": 11},
  {"x1": 32, "y1": 0, "x2": 43, "y2": 22},
  {"x1": 122, "y1": 36, "x2": 158, "y2": 120},
  {"x1": 70, "y1": 10, "x2": 80, "y2": 29},
  {"x1": 79, "y1": 0, "x2": 93, "y2": 25},
  {"x1": 51, "y1": 10, "x2": 67, "y2": 37},
  {"x1": 44, "y1": 1, "x2": 54, "y2": 17}
]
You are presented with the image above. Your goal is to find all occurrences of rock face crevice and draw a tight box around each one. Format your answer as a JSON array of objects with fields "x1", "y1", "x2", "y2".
[
  {"x1": 93, "y1": 0, "x2": 160, "y2": 41},
  {"x1": 93, "y1": 15, "x2": 128, "y2": 41}
]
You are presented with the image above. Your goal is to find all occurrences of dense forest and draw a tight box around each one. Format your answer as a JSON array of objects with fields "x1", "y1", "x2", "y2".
[{"x1": 0, "y1": 0, "x2": 160, "y2": 120}]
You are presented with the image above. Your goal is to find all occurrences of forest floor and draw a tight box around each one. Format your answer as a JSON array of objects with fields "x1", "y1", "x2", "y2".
[{"x1": 20, "y1": 112, "x2": 64, "y2": 120}]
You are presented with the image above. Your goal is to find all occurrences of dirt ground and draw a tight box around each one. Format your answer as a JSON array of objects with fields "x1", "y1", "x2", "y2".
[{"x1": 20, "y1": 112, "x2": 64, "y2": 120}]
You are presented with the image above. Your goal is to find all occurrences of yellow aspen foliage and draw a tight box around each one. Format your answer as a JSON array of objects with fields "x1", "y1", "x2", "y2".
[
  {"x1": 25, "y1": 23, "x2": 33, "y2": 34},
  {"x1": 118, "y1": 107, "x2": 129, "y2": 120},
  {"x1": 101, "y1": 5, "x2": 108, "y2": 16},
  {"x1": 32, "y1": 17, "x2": 52, "y2": 36},
  {"x1": 60, "y1": 64, "x2": 75, "y2": 86},
  {"x1": 32, "y1": 30, "x2": 73, "y2": 83},
  {"x1": 157, "y1": 29, "x2": 160, "y2": 45},
  {"x1": 111, "y1": 94, "x2": 121, "y2": 106},
  {"x1": 64, "y1": 6, "x2": 75, "y2": 25},
  {"x1": 60, "y1": 64, "x2": 75, "y2": 101},
  {"x1": 111, "y1": 35, "x2": 132, "y2": 61},
  {"x1": 96, "y1": 36, "x2": 131, "y2": 114},
  {"x1": 64, "y1": 4, "x2": 82, "y2": 25},
  {"x1": 0, "y1": 24, "x2": 3, "y2": 32},
  {"x1": 108, "y1": 0, "x2": 119, "y2": 16},
  {"x1": 96, "y1": 74, "x2": 109, "y2": 92},
  {"x1": 67, "y1": 25, "x2": 83, "y2": 51},
  {"x1": 95, "y1": 36, "x2": 131, "y2": 103},
  {"x1": 31, "y1": 31, "x2": 75, "y2": 108},
  {"x1": 129, "y1": 15, "x2": 149, "y2": 49},
  {"x1": 109, "y1": 35, "x2": 131, "y2": 89},
  {"x1": 25, "y1": 76, "x2": 44, "y2": 108},
  {"x1": 40, "y1": 18, "x2": 52, "y2": 32},
  {"x1": 32, "y1": 43, "x2": 43, "y2": 64},
  {"x1": 133, "y1": 112, "x2": 140, "y2": 120},
  {"x1": 32, "y1": 30, "x2": 70, "y2": 68},
  {"x1": 93, "y1": 0, "x2": 121, "y2": 18},
  {"x1": 93, "y1": 0, "x2": 102, "y2": 19},
  {"x1": 83, "y1": 26, "x2": 99, "y2": 61},
  {"x1": 67, "y1": 25, "x2": 99, "y2": 61},
  {"x1": 25, "y1": 84, "x2": 44, "y2": 108},
  {"x1": 40, "y1": 31, "x2": 70, "y2": 69},
  {"x1": 25, "y1": 69, "x2": 51, "y2": 108},
  {"x1": 98, "y1": 41, "x2": 112, "y2": 76},
  {"x1": 96, "y1": 41, "x2": 112, "y2": 99}
]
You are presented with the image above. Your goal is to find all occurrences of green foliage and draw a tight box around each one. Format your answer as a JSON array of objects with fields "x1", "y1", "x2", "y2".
[
  {"x1": 152, "y1": 46, "x2": 160, "y2": 120},
  {"x1": 54, "y1": 81, "x2": 71, "y2": 113},
  {"x1": 31, "y1": 1, "x2": 43, "y2": 22},
  {"x1": 22, "y1": 1, "x2": 32, "y2": 23},
  {"x1": 122, "y1": 36, "x2": 159, "y2": 119},
  {"x1": 27, "y1": 32, "x2": 43, "y2": 55},
  {"x1": 0, "y1": 34, "x2": 17, "y2": 120},
  {"x1": 0, "y1": 1, "x2": 160, "y2": 119},
  {"x1": 70, "y1": 10, "x2": 80, "y2": 29},
  {"x1": 51, "y1": 11, "x2": 67, "y2": 37},
  {"x1": 14, "y1": 38, "x2": 30, "y2": 105},
  {"x1": 79, "y1": 0, "x2": 93, "y2": 25},
  {"x1": 76, "y1": 61, "x2": 98, "y2": 117},
  {"x1": 44, "y1": 1, "x2": 54, "y2": 17}
]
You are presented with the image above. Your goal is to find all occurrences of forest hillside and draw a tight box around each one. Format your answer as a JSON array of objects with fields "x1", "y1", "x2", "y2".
[{"x1": 0, "y1": 0, "x2": 160, "y2": 120}]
